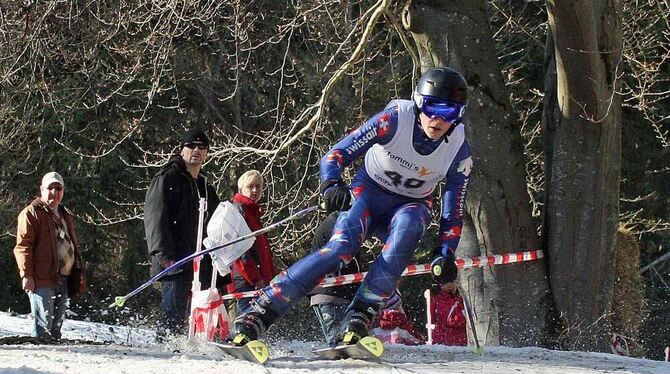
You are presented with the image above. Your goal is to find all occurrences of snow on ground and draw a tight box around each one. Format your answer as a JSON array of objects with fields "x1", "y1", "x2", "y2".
[{"x1": 1, "y1": 311, "x2": 668, "y2": 374}]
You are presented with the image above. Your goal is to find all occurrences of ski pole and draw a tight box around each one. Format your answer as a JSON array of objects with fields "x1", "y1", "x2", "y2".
[
  {"x1": 110, "y1": 205, "x2": 319, "y2": 308},
  {"x1": 458, "y1": 284, "x2": 484, "y2": 355}
]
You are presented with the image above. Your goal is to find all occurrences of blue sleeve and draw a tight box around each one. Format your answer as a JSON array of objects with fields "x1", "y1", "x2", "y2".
[
  {"x1": 439, "y1": 140, "x2": 473, "y2": 259},
  {"x1": 319, "y1": 106, "x2": 398, "y2": 184}
]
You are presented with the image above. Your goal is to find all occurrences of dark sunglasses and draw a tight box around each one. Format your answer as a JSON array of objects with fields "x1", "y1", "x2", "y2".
[{"x1": 184, "y1": 143, "x2": 208, "y2": 150}]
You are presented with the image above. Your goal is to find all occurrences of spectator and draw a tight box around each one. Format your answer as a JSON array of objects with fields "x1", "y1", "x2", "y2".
[
  {"x1": 309, "y1": 211, "x2": 360, "y2": 347},
  {"x1": 430, "y1": 283, "x2": 467, "y2": 346},
  {"x1": 225, "y1": 170, "x2": 277, "y2": 320},
  {"x1": 13, "y1": 171, "x2": 86, "y2": 341},
  {"x1": 144, "y1": 128, "x2": 220, "y2": 339},
  {"x1": 372, "y1": 292, "x2": 425, "y2": 345}
]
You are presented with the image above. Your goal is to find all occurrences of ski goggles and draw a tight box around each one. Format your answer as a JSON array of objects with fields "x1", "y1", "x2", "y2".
[{"x1": 418, "y1": 96, "x2": 466, "y2": 123}]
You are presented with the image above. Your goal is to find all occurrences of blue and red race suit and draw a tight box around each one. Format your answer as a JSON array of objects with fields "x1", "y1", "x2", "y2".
[{"x1": 260, "y1": 99, "x2": 472, "y2": 314}]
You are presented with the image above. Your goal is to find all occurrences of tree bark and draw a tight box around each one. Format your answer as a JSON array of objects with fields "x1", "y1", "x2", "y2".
[
  {"x1": 403, "y1": 0, "x2": 550, "y2": 346},
  {"x1": 543, "y1": 0, "x2": 622, "y2": 351}
]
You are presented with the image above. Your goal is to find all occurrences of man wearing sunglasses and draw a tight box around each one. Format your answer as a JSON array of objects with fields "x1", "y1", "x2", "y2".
[
  {"x1": 144, "y1": 128, "x2": 220, "y2": 341},
  {"x1": 229, "y1": 67, "x2": 473, "y2": 348},
  {"x1": 14, "y1": 171, "x2": 86, "y2": 341}
]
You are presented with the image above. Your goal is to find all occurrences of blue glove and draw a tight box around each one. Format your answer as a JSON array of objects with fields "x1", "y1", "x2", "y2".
[{"x1": 431, "y1": 256, "x2": 458, "y2": 284}]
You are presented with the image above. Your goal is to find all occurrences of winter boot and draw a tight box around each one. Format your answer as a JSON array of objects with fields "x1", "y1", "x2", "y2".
[
  {"x1": 339, "y1": 299, "x2": 381, "y2": 345},
  {"x1": 227, "y1": 292, "x2": 278, "y2": 346}
]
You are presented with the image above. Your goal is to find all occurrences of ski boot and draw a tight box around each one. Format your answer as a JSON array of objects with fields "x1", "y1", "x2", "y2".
[
  {"x1": 339, "y1": 299, "x2": 381, "y2": 345},
  {"x1": 216, "y1": 293, "x2": 276, "y2": 364},
  {"x1": 227, "y1": 292, "x2": 278, "y2": 346},
  {"x1": 313, "y1": 299, "x2": 384, "y2": 359}
]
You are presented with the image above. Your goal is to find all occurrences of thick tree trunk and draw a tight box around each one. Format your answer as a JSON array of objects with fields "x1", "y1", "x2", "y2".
[
  {"x1": 543, "y1": 0, "x2": 622, "y2": 351},
  {"x1": 403, "y1": 0, "x2": 550, "y2": 346}
]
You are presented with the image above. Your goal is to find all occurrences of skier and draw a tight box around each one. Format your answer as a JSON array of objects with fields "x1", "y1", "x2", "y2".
[{"x1": 229, "y1": 67, "x2": 473, "y2": 348}]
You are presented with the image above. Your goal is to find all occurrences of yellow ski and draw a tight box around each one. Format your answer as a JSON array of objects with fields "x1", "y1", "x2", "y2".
[
  {"x1": 314, "y1": 335, "x2": 384, "y2": 360},
  {"x1": 211, "y1": 340, "x2": 269, "y2": 364}
]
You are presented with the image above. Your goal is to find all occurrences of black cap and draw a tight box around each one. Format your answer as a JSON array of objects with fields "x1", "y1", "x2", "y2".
[{"x1": 181, "y1": 128, "x2": 210, "y2": 147}]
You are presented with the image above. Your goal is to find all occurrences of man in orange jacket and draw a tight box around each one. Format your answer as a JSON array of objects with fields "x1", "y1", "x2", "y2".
[{"x1": 14, "y1": 172, "x2": 85, "y2": 340}]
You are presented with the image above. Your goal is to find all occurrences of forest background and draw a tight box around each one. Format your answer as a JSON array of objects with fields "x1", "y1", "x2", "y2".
[{"x1": 0, "y1": 0, "x2": 667, "y2": 360}]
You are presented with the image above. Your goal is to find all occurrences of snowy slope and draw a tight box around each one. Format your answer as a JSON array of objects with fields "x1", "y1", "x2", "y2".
[{"x1": 0, "y1": 311, "x2": 668, "y2": 374}]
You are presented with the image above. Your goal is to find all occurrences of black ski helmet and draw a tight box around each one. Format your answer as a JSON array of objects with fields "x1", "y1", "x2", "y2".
[{"x1": 413, "y1": 67, "x2": 468, "y2": 106}]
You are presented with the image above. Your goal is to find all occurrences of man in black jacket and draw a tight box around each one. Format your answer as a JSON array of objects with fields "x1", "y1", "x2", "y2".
[{"x1": 144, "y1": 128, "x2": 220, "y2": 339}]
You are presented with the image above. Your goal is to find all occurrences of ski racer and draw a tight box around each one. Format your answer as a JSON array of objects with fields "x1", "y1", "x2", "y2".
[{"x1": 229, "y1": 67, "x2": 473, "y2": 347}]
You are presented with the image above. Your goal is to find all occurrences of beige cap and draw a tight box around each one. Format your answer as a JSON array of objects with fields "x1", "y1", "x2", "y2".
[{"x1": 41, "y1": 171, "x2": 64, "y2": 187}]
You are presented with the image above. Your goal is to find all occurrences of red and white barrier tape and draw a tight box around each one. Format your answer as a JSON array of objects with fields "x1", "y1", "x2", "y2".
[{"x1": 221, "y1": 249, "x2": 544, "y2": 300}]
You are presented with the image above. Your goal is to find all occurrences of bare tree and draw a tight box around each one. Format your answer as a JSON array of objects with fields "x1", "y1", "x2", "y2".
[
  {"x1": 542, "y1": 0, "x2": 623, "y2": 351},
  {"x1": 0, "y1": 0, "x2": 414, "y2": 312},
  {"x1": 402, "y1": 0, "x2": 550, "y2": 346},
  {"x1": 0, "y1": 1, "x2": 664, "y2": 350}
]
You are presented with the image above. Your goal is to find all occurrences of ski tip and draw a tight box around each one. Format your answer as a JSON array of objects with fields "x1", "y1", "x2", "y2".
[
  {"x1": 474, "y1": 345, "x2": 484, "y2": 355},
  {"x1": 360, "y1": 336, "x2": 384, "y2": 357},
  {"x1": 112, "y1": 296, "x2": 126, "y2": 308},
  {"x1": 246, "y1": 340, "x2": 269, "y2": 364},
  {"x1": 211, "y1": 340, "x2": 269, "y2": 365}
]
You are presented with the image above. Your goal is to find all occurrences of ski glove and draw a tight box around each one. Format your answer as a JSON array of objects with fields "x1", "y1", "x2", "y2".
[
  {"x1": 321, "y1": 180, "x2": 351, "y2": 213},
  {"x1": 431, "y1": 256, "x2": 458, "y2": 284}
]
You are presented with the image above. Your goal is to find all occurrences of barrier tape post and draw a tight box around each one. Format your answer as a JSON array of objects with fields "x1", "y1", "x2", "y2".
[{"x1": 424, "y1": 289, "x2": 434, "y2": 345}]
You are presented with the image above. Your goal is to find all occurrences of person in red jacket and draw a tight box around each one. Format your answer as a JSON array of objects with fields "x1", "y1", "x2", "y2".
[
  {"x1": 430, "y1": 283, "x2": 467, "y2": 346},
  {"x1": 372, "y1": 292, "x2": 425, "y2": 345},
  {"x1": 225, "y1": 170, "x2": 276, "y2": 319}
]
